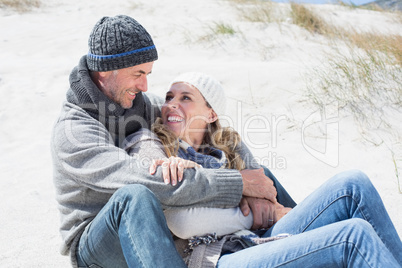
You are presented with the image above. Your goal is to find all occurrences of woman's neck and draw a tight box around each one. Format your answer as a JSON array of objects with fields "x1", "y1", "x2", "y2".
[{"x1": 182, "y1": 138, "x2": 203, "y2": 152}]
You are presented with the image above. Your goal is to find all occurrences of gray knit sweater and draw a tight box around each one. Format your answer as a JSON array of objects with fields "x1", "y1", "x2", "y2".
[
  {"x1": 51, "y1": 56, "x2": 244, "y2": 267},
  {"x1": 125, "y1": 129, "x2": 261, "y2": 268}
]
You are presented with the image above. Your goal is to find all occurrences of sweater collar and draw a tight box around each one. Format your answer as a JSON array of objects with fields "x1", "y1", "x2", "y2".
[{"x1": 66, "y1": 55, "x2": 147, "y2": 147}]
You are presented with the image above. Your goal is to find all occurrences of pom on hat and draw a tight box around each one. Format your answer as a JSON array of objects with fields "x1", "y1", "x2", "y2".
[
  {"x1": 87, "y1": 15, "x2": 158, "y2": 72},
  {"x1": 169, "y1": 72, "x2": 226, "y2": 118}
]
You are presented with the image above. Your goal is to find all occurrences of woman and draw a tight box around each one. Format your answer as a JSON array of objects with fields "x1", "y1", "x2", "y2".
[{"x1": 125, "y1": 72, "x2": 402, "y2": 267}]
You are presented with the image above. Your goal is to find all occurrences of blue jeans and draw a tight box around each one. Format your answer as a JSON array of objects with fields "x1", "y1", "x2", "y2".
[
  {"x1": 217, "y1": 170, "x2": 402, "y2": 267},
  {"x1": 76, "y1": 184, "x2": 186, "y2": 268}
]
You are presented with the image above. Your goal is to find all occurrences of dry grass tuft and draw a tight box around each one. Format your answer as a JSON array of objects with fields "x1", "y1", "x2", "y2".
[
  {"x1": 290, "y1": 4, "x2": 402, "y2": 146},
  {"x1": 225, "y1": 0, "x2": 402, "y2": 186},
  {"x1": 391, "y1": 149, "x2": 402, "y2": 194},
  {"x1": 305, "y1": 44, "x2": 402, "y2": 146},
  {"x1": 195, "y1": 21, "x2": 239, "y2": 46},
  {"x1": 345, "y1": 31, "x2": 402, "y2": 65},
  {"x1": 212, "y1": 22, "x2": 237, "y2": 35},
  {"x1": 289, "y1": 2, "x2": 402, "y2": 67},
  {"x1": 241, "y1": 0, "x2": 275, "y2": 23},
  {"x1": 289, "y1": 2, "x2": 334, "y2": 35},
  {"x1": 293, "y1": 3, "x2": 402, "y2": 178},
  {"x1": 0, "y1": 0, "x2": 40, "y2": 12},
  {"x1": 227, "y1": 0, "x2": 276, "y2": 23}
]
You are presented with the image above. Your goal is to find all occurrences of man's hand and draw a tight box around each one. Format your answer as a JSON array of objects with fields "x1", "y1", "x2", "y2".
[
  {"x1": 240, "y1": 197, "x2": 293, "y2": 230},
  {"x1": 275, "y1": 203, "x2": 292, "y2": 220},
  {"x1": 240, "y1": 168, "x2": 277, "y2": 203},
  {"x1": 240, "y1": 197, "x2": 277, "y2": 229}
]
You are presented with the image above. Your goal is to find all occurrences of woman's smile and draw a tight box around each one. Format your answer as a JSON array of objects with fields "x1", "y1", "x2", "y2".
[{"x1": 161, "y1": 82, "x2": 213, "y2": 148}]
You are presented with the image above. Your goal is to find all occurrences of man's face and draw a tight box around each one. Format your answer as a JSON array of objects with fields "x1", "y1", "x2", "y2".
[{"x1": 100, "y1": 61, "x2": 154, "y2": 109}]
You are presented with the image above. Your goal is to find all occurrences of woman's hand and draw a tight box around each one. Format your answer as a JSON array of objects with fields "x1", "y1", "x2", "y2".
[{"x1": 149, "y1": 157, "x2": 201, "y2": 186}]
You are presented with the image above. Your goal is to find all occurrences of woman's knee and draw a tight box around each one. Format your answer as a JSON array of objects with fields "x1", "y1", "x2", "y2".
[
  {"x1": 332, "y1": 169, "x2": 373, "y2": 191},
  {"x1": 338, "y1": 218, "x2": 375, "y2": 240},
  {"x1": 346, "y1": 218, "x2": 372, "y2": 229}
]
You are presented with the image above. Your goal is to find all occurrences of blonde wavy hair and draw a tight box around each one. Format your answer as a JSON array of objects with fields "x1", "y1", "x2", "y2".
[{"x1": 152, "y1": 116, "x2": 245, "y2": 171}]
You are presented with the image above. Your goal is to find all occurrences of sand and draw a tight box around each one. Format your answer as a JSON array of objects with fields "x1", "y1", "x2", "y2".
[{"x1": 0, "y1": 0, "x2": 400, "y2": 266}]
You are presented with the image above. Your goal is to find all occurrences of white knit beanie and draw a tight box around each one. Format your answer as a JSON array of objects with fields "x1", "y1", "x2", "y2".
[{"x1": 169, "y1": 72, "x2": 226, "y2": 118}]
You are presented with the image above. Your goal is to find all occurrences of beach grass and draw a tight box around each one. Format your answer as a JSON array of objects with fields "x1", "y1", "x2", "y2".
[
  {"x1": 212, "y1": 22, "x2": 237, "y2": 35},
  {"x1": 0, "y1": 0, "x2": 40, "y2": 12},
  {"x1": 234, "y1": 0, "x2": 276, "y2": 23},
  {"x1": 287, "y1": 3, "x2": 402, "y2": 107},
  {"x1": 223, "y1": 0, "x2": 402, "y2": 112},
  {"x1": 391, "y1": 150, "x2": 402, "y2": 194},
  {"x1": 304, "y1": 40, "x2": 402, "y2": 150},
  {"x1": 344, "y1": 31, "x2": 402, "y2": 65},
  {"x1": 305, "y1": 46, "x2": 402, "y2": 124},
  {"x1": 289, "y1": 2, "x2": 334, "y2": 35},
  {"x1": 283, "y1": 2, "x2": 402, "y2": 147},
  {"x1": 196, "y1": 21, "x2": 238, "y2": 44},
  {"x1": 288, "y1": 1, "x2": 402, "y2": 67}
]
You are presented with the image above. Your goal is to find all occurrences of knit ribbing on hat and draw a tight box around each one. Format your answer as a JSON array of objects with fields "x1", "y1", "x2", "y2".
[
  {"x1": 87, "y1": 15, "x2": 158, "y2": 72},
  {"x1": 169, "y1": 72, "x2": 226, "y2": 117}
]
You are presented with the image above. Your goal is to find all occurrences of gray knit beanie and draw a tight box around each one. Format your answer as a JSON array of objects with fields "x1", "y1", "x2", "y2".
[
  {"x1": 87, "y1": 15, "x2": 158, "y2": 72},
  {"x1": 169, "y1": 72, "x2": 226, "y2": 117}
]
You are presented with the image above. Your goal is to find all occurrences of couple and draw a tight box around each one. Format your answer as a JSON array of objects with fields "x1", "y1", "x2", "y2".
[{"x1": 51, "y1": 15, "x2": 402, "y2": 268}]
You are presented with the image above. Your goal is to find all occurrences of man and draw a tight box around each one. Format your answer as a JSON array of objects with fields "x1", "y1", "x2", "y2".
[{"x1": 51, "y1": 15, "x2": 293, "y2": 268}]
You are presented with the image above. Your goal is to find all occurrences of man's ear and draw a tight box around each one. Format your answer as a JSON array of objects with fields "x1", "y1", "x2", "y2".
[
  {"x1": 98, "y1": 70, "x2": 112, "y2": 78},
  {"x1": 209, "y1": 110, "x2": 218, "y2": 123}
]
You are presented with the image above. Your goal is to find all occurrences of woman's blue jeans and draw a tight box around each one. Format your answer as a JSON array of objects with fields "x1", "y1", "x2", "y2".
[
  {"x1": 75, "y1": 184, "x2": 186, "y2": 268},
  {"x1": 217, "y1": 170, "x2": 402, "y2": 267}
]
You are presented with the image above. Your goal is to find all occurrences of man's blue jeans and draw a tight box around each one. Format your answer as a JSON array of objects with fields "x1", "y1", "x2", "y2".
[
  {"x1": 74, "y1": 166, "x2": 295, "y2": 268},
  {"x1": 218, "y1": 170, "x2": 402, "y2": 267},
  {"x1": 76, "y1": 184, "x2": 186, "y2": 268}
]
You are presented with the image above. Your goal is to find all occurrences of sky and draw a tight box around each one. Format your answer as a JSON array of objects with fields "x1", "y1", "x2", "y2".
[{"x1": 271, "y1": 0, "x2": 376, "y2": 5}]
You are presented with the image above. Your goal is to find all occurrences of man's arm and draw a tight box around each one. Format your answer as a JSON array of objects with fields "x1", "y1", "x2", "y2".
[
  {"x1": 235, "y1": 139, "x2": 278, "y2": 203},
  {"x1": 125, "y1": 129, "x2": 283, "y2": 234},
  {"x1": 145, "y1": 92, "x2": 278, "y2": 202},
  {"x1": 53, "y1": 102, "x2": 243, "y2": 209},
  {"x1": 240, "y1": 168, "x2": 277, "y2": 202},
  {"x1": 235, "y1": 139, "x2": 294, "y2": 229},
  {"x1": 125, "y1": 128, "x2": 255, "y2": 238}
]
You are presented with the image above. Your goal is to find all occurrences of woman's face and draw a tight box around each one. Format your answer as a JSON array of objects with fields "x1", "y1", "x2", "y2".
[{"x1": 161, "y1": 82, "x2": 215, "y2": 147}]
